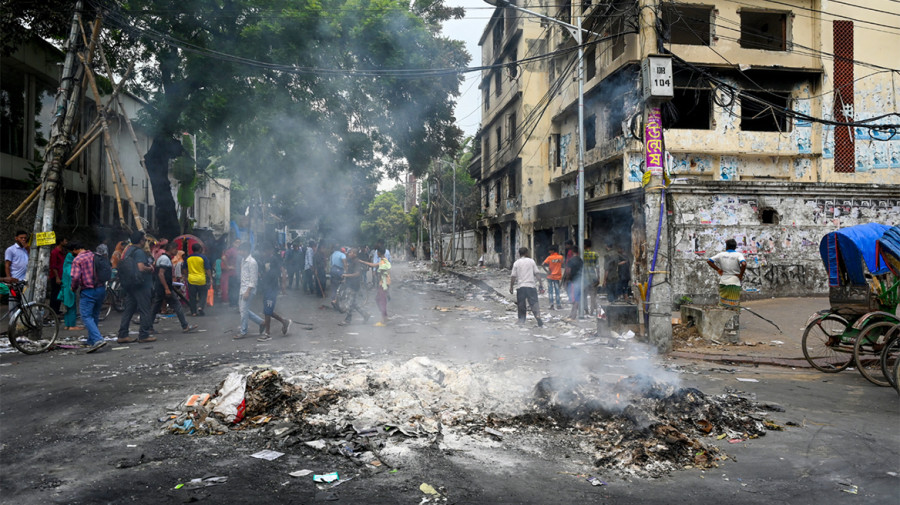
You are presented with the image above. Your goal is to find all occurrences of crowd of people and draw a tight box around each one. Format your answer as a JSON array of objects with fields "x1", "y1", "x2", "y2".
[
  {"x1": 1, "y1": 229, "x2": 396, "y2": 353},
  {"x1": 510, "y1": 239, "x2": 634, "y2": 326}
]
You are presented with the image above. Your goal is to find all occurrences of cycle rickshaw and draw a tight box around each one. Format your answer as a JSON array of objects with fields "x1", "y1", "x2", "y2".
[{"x1": 801, "y1": 223, "x2": 899, "y2": 384}]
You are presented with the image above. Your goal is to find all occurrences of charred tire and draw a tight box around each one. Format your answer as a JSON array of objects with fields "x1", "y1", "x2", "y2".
[
  {"x1": 802, "y1": 314, "x2": 853, "y2": 373},
  {"x1": 853, "y1": 321, "x2": 896, "y2": 387},
  {"x1": 9, "y1": 302, "x2": 60, "y2": 355}
]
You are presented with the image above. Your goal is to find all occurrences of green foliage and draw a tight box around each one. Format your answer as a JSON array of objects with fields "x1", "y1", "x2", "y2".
[{"x1": 360, "y1": 190, "x2": 411, "y2": 245}]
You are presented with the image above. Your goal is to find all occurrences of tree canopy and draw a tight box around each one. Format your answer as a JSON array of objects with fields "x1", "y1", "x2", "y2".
[{"x1": 2, "y1": 0, "x2": 469, "y2": 239}]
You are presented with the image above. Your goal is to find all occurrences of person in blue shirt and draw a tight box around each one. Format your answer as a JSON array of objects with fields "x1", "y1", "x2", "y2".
[{"x1": 329, "y1": 243, "x2": 347, "y2": 307}]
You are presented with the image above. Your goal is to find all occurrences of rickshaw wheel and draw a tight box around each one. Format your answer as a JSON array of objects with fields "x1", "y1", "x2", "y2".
[
  {"x1": 802, "y1": 314, "x2": 853, "y2": 372},
  {"x1": 880, "y1": 324, "x2": 900, "y2": 390},
  {"x1": 854, "y1": 321, "x2": 897, "y2": 387}
]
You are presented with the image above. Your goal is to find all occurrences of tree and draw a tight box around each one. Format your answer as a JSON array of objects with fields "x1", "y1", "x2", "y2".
[{"x1": 360, "y1": 190, "x2": 411, "y2": 246}]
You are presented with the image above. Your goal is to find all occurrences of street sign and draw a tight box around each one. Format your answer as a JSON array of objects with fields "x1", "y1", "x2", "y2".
[
  {"x1": 35, "y1": 231, "x2": 56, "y2": 247},
  {"x1": 641, "y1": 55, "x2": 674, "y2": 100}
]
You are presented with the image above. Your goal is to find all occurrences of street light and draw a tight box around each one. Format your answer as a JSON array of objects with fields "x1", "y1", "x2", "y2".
[{"x1": 483, "y1": 0, "x2": 598, "y2": 317}]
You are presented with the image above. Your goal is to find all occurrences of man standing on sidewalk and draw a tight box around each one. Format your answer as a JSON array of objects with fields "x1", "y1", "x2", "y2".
[
  {"x1": 69, "y1": 242, "x2": 107, "y2": 353},
  {"x1": 235, "y1": 242, "x2": 264, "y2": 339},
  {"x1": 258, "y1": 244, "x2": 291, "y2": 341},
  {"x1": 151, "y1": 241, "x2": 198, "y2": 334},
  {"x1": 510, "y1": 247, "x2": 544, "y2": 327},
  {"x1": 117, "y1": 231, "x2": 155, "y2": 344},
  {"x1": 541, "y1": 245, "x2": 564, "y2": 310},
  {"x1": 707, "y1": 238, "x2": 747, "y2": 309}
]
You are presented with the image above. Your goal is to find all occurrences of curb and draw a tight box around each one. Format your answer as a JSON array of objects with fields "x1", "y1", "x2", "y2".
[{"x1": 669, "y1": 351, "x2": 812, "y2": 369}]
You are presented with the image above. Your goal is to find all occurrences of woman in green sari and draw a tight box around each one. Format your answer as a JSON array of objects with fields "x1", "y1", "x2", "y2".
[{"x1": 58, "y1": 245, "x2": 83, "y2": 330}]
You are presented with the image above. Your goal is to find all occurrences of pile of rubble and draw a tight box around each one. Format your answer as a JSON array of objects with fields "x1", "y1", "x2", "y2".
[{"x1": 161, "y1": 357, "x2": 784, "y2": 478}]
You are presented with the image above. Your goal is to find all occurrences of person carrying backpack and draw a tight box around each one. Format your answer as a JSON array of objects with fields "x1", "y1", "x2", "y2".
[
  {"x1": 117, "y1": 231, "x2": 156, "y2": 344},
  {"x1": 69, "y1": 242, "x2": 107, "y2": 353}
]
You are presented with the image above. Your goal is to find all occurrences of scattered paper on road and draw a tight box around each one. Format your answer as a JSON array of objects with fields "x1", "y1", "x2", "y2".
[
  {"x1": 736, "y1": 378, "x2": 759, "y2": 382},
  {"x1": 251, "y1": 449, "x2": 284, "y2": 460}
]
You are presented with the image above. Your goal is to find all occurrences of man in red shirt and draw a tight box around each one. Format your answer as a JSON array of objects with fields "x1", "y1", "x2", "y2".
[
  {"x1": 48, "y1": 236, "x2": 68, "y2": 316},
  {"x1": 70, "y1": 242, "x2": 107, "y2": 353},
  {"x1": 541, "y1": 245, "x2": 564, "y2": 310}
]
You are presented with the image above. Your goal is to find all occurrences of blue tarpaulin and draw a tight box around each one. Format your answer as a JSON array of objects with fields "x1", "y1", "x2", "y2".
[
  {"x1": 876, "y1": 225, "x2": 900, "y2": 276},
  {"x1": 819, "y1": 223, "x2": 891, "y2": 286}
]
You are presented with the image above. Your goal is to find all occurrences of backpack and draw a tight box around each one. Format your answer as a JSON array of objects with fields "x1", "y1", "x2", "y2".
[
  {"x1": 118, "y1": 246, "x2": 144, "y2": 288},
  {"x1": 93, "y1": 253, "x2": 113, "y2": 286}
]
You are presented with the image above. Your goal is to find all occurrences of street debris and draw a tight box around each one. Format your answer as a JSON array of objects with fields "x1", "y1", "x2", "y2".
[
  {"x1": 289, "y1": 469, "x2": 314, "y2": 477},
  {"x1": 313, "y1": 472, "x2": 340, "y2": 483},
  {"x1": 250, "y1": 449, "x2": 284, "y2": 460}
]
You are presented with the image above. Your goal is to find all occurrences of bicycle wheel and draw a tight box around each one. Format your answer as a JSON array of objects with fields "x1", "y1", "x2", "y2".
[
  {"x1": 9, "y1": 302, "x2": 60, "y2": 354},
  {"x1": 335, "y1": 284, "x2": 349, "y2": 314},
  {"x1": 878, "y1": 324, "x2": 900, "y2": 389},
  {"x1": 99, "y1": 290, "x2": 114, "y2": 321},
  {"x1": 853, "y1": 321, "x2": 896, "y2": 387},
  {"x1": 802, "y1": 314, "x2": 853, "y2": 372}
]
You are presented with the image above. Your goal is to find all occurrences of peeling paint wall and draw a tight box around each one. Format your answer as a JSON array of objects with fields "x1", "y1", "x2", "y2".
[{"x1": 669, "y1": 183, "x2": 900, "y2": 303}]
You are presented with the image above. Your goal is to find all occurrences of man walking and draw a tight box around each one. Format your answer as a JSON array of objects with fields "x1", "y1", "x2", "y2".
[
  {"x1": 186, "y1": 243, "x2": 211, "y2": 316},
  {"x1": 258, "y1": 244, "x2": 291, "y2": 341},
  {"x1": 541, "y1": 245, "x2": 564, "y2": 310},
  {"x1": 117, "y1": 231, "x2": 155, "y2": 344},
  {"x1": 338, "y1": 248, "x2": 370, "y2": 326},
  {"x1": 303, "y1": 240, "x2": 315, "y2": 294},
  {"x1": 329, "y1": 243, "x2": 347, "y2": 306},
  {"x1": 509, "y1": 247, "x2": 544, "y2": 327},
  {"x1": 707, "y1": 239, "x2": 747, "y2": 309},
  {"x1": 5, "y1": 230, "x2": 29, "y2": 312},
  {"x1": 235, "y1": 242, "x2": 264, "y2": 339},
  {"x1": 69, "y1": 242, "x2": 107, "y2": 353},
  {"x1": 582, "y1": 239, "x2": 600, "y2": 315},
  {"x1": 151, "y1": 242, "x2": 198, "y2": 334}
]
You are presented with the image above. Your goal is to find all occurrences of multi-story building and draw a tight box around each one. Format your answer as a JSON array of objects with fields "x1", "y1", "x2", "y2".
[
  {"x1": 476, "y1": 0, "x2": 900, "y2": 305},
  {"x1": 1, "y1": 35, "x2": 156, "y2": 242}
]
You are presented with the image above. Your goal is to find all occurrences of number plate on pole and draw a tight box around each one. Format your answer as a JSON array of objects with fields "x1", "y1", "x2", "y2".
[{"x1": 642, "y1": 55, "x2": 674, "y2": 100}]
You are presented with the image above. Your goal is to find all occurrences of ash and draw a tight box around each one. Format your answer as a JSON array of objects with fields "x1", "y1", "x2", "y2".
[{"x1": 166, "y1": 355, "x2": 783, "y2": 479}]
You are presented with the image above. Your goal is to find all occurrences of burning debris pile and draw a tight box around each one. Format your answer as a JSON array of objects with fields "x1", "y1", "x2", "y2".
[
  {"x1": 511, "y1": 375, "x2": 778, "y2": 477},
  {"x1": 163, "y1": 358, "x2": 784, "y2": 478}
]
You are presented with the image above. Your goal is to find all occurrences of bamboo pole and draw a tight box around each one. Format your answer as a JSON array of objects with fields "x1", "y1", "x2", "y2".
[
  {"x1": 79, "y1": 52, "x2": 143, "y2": 231},
  {"x1": 106, "y1": 149, "x2": 127, "y2": 228},
  {"x1": 65, "y1": 127, "x2": 102, "y2": 166},
  {"x1": 97, "y1": 45, "x2": 151, "y2": 180},
  {"x1": 6, "y1": 184, "x2": 42, "y2": 221}
]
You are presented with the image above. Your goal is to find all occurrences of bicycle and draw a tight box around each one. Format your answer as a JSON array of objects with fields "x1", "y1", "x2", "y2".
[
  {"x1": 1, "y1": 281, "x2": 60, "y2": 354},
  {"x1": 335, "y1": 278, "x2": 368, "y2": 314},
  {"x1": 99, "y1": 276, "x2": 125, "y2": 321}
]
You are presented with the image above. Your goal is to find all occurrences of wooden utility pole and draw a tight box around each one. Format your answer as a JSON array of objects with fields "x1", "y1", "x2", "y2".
[{"x1": 26, "y1": 2, "x2": 84, "y2": 305}]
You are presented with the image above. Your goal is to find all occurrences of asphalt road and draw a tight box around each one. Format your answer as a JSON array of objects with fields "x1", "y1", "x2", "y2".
[{"x1": 1, "y1": 263, "x2": 898, "y2": 504}]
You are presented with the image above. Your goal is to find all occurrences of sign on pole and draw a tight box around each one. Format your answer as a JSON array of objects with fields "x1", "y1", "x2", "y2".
[{"x1": 35, "y1": 231, "x2": 57, "y2": 247}]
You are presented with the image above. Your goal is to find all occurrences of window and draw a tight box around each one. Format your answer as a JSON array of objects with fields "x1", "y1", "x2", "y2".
[
  {"x1": 663, "y1": 88, "x2": 712, "y2": 129},
  {"x1": 0, "y1": 65, "x2": 55, "y2": 160},
  {"x1": 741, "y1": 90, "x2": 790, "y2": 132},
  {"x1": 494, "y1": 227, "x2": 502, "y2": 253},
  {"x1": 661, "y1": 5, "x2": 712, "y2": 46},
  {"x1": 585, "y1": 114, "x2": 597, "y2": 150},
  {"x1": 552, "y1": 133, "x2": 561, "y2": 167},
  {"x1": 507, "y1": 113, "x2": 516, "y2": 142},
  {"x1": 0, "y1": 68, "x2": 26, "y2": 158},
  {"x1": 493, "y1": 16, "x2": 504, "y2": 53},
  {"x1": 586, "y1": 45, "x2": 596, "y2": 81},
  {"x1": 508, "y1": 49, "x2": 518, "y2": 79},
  {"x1": 494, "y1": 71, "x2": 501, "y2": 97},
  {"x1": 740, "y1": 10, "x2": 787, "y2": 51},
  {"x1": 494, "y1": 180, "x2": 501, "y2": 208},
  {"x1": 559, "y1": 0, "x2": 572, "y2": 25},
  {"x1": 484, "y1": 137, "x2": 490, "y2": 166},
  {"x1": 484, "y1": 86, "x2": 490, "y2": 111},
  {"x1": 605, "y1": 96, "x2": 625, "y2": 140},
  {"x1": 508, "y1": 170, "x2": 517, "y2": 197},
  {"x1": 495, "y1": 127, "x2": 502, "y2": 153},
  {"x1": 610, "y1": 11, "x2": 626, "y2": 60}
]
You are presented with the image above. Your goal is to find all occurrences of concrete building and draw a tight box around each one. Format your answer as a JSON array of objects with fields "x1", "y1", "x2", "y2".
[
  {"x1": 1, "y1": 36, "x2": 156, "y2": 242},
  {"x1": 475, "y1": 0, "x2": 900, "y2": 307}
]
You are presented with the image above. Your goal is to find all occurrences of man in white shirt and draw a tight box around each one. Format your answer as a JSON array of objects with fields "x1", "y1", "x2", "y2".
[
  {"x1": 236, "y1": 242, "x2": 264, "y2": 338},
  {"x1": 707, "y1": 239, "x2": 747, "y2": 309},
  {"x1": 509, "y1": 247, "x2": 544, "y2": 327}
]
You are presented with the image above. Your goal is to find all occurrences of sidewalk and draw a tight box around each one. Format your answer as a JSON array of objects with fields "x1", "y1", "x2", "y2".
[{"x1": 446, "y1": 264, "x2": 828, "y2": 368}]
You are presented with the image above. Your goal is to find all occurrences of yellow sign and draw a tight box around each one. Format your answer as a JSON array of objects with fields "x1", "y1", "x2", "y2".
[{"x1": 35, "y1": 231, "x2": 56, "y2": 247}]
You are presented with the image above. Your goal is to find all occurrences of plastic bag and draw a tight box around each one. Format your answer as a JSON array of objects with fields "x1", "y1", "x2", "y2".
[
  {"x1": 212, "y1": 372, "x2": 247, "y2": 423},
  {"x1": 207, "y1": 285, "x2": 214, "y2": 307}
]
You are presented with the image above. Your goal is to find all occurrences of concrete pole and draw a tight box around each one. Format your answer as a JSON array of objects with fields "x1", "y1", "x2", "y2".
[
  {"x1": 575, "y1": 15, "x2": 586, "y2": 319},
  {"x1": 26, "y1": 2, "x2": 83, "y2": 306},
  {"x1": 639, "y1": 0, "x2": 672, "y2": 352}
]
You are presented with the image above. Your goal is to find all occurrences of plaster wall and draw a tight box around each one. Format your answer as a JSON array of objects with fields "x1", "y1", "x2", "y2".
[{"x1": 669, "y1": 183, "x2": 900, "y2": 303}]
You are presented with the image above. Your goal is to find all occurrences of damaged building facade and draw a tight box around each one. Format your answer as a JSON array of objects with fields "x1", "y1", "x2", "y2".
[{"x1": 474, "y1": 0, "x2": 900, "y2": 304}]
